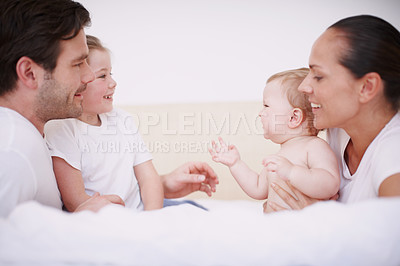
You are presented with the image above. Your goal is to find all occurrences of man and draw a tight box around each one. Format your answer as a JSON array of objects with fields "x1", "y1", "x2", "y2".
[{"x1": 0, "y1": 0, "x2": 218, "y2": 217}]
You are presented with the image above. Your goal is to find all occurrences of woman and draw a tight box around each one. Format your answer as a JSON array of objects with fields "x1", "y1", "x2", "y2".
[{"x1": 266, "y1": 15, "x2": 400, "y2": 212}]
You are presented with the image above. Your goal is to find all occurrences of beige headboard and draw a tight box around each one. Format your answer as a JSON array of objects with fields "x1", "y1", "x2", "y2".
[{"x1": 119, "y1": 102, "x2": 280, "y2": 201}]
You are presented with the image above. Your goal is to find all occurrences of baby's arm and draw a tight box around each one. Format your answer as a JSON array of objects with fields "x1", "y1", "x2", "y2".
[
  {"x1": 209, "y1": 137, "x2": 269, "y2": 199},
  {"x1": 263, "y1": 138, "x2": 339, "y2": 199},
  {"x1": 134, "y1": 160, "x2": 164, "y2": 210}
]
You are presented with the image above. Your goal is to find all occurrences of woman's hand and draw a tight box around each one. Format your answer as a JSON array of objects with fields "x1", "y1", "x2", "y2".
[
  {"x1": 161, "y1": 161, "x2": 219, "y2": 199},
  {"x1": 263, "y1": 182, "x2": 325, "y2": 213}
]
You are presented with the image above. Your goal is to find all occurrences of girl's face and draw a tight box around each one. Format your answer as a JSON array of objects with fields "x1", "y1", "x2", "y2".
[
  {"x1": 81, "y1": 49, "x2": 116, "y2": 117},
  {"x1": 298, "y1": 28, "x2": 362, "y2": 130},
  {"x1": 258, "y1": 79, "x2": 293, "y2": 142}
]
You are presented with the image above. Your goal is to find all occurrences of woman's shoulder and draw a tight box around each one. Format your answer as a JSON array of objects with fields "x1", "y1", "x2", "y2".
[
  {"x1": 376, "y1": 113, "x2": 400, "y2": 145},
  {"x1": 385, "y1": 112, "x2": 400, "y2": 132}
]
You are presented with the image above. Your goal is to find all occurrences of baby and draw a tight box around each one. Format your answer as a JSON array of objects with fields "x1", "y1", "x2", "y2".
[
  {"x1": 209, "y1": 68, "x2": 340, "y2": 212},
  {"x1": 45, "y1": 35, "x2": 164, "y2": 212}
]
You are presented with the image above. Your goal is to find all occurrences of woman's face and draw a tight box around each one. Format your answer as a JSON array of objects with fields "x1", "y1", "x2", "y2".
[{"x1": 298, "y1": 28, "x2": 362, "y2": 130}]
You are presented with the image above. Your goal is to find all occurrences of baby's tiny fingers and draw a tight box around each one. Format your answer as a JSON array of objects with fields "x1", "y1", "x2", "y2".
[{"x1": 218, "y1": 137, "x2": 227, "y2": 148}]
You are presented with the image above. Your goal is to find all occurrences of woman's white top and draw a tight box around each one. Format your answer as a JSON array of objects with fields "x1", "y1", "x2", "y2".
[{"x1": 327, "y1": 113, "x2": 400, "y2": 203}]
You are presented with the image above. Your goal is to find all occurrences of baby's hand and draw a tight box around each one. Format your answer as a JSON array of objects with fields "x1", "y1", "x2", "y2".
[
  {"x1": 262, "y1": 154, "x2": 293, "y2": 181},
  {"x1": 208, "y1": 137, "x2": 240, "y2": 167}
]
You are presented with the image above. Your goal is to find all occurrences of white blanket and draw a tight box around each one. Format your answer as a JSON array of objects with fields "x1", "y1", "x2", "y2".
[{"x1": 1, "y1": 198, "x2": 400, "y2": 265}]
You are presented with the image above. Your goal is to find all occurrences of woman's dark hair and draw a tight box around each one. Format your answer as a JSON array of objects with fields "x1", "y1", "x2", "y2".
[
  {"x1": 0, "y1": 0, "x2": 91, "y2": 96},
  {"x1": 329, "y1": 15, "x2": 400, "y2": 110}
]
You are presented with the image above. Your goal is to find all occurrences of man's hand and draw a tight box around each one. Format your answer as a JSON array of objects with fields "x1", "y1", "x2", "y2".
[
  {"x1": 161, "y1": 162, "x2": 219, "y2": 199},
  {"x1": 74, "y1": 192, "x2": 125, "y2": 213}
]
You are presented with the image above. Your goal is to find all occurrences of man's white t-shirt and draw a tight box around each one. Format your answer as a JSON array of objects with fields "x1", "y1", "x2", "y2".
[
  {"x1": 44, "y1": 108, "x2": 152, "y2": 210},
  {"x1": 328, "y1": 112, "x2": 400, "y2": 203},
  {"x1": 0, "y1": 107, "x2": 62, "y2": 217}
]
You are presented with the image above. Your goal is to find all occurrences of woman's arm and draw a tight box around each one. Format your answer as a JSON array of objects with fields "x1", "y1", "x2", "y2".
[
  {"x1": 134, "y1": 160, "x2": 164, "y2": 210},
  {"x1": 379, "y1": 173, "x2": 400, "y2": 197}
]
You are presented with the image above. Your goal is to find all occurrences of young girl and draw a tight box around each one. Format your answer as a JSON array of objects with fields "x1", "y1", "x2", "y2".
[
  {"x1": 45, "y1": 35, "x2": 164, "y2": 212},
  {"x1": 209, "y1": 68, "x2": 340, "y2": 212}
]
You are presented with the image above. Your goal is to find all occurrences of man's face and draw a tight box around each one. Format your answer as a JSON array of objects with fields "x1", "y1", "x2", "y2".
[{"x1": 34, "y1": 29, "x2": 95, "y2": 122}]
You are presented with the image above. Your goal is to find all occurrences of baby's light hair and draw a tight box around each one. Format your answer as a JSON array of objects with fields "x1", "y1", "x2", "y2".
[{"x1": 267, "y1": 68, "x2": 319, "y2": 136}]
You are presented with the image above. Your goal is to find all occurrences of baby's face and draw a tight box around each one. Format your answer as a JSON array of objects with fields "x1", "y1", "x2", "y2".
[{"x1": 258, "y1": 80, "x2": 293, "y2": 141}]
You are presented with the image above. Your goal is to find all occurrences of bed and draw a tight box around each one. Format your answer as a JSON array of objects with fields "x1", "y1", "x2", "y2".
[
  {"x1": 1, "y1": 198, "x2": 400, "y2": 265},
  {"x1": 2, "y1": 103, "x2": 399, "y2": 265}
]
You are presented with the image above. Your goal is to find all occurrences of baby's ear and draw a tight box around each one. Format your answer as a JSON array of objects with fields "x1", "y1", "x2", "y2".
[{"x1": 288, "y1": 108, "x2": 303, "y2": 129}]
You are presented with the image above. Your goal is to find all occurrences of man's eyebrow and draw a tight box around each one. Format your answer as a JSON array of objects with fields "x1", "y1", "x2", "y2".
[{"x1": 73, "y1": 53, "x2": 89, "y2": 62}]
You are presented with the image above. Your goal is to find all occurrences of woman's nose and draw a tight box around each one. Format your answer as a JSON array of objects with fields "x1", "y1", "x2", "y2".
[{"x1": 298, "y1": 76, "x2": 312, "y2": 94}]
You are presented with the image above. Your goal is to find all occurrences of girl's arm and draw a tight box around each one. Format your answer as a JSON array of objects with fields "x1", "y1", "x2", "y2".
[
  {"x1": 134, "y1": 160, "x2": 164, "y2": 210},
  {"x1": 52, "y1": 156, "x2": 94, "y2": 211},
  {"x1": 52, "y1": 157, "x2": 125, "y2": 212},
  {"x1": 209, "y1": 137, "x2": 269, "y2": 200}
]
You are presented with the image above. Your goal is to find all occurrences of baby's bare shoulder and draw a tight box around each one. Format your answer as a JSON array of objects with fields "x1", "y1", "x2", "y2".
[{"x1": 301, "y1": 136, "x2": 331, "y2": 153}]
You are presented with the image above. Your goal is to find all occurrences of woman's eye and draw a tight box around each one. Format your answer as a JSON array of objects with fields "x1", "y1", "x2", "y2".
[
  {"x1": 98, "y1": 74, "x2": 106, "y2": 79},
  {"x1": 263, "y1": 104, "x2": 269, "y2": 108},
  {"x1": 313, "y1": 76, "x2": 323, "y2": 81}
]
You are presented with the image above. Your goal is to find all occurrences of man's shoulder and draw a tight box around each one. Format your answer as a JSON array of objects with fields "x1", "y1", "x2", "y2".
[{"x1": 0, "y1": 107, "x2": 44, "y2": 150}]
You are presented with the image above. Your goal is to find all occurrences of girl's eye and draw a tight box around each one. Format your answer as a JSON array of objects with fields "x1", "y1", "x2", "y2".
[
  {"x1": 313, "y1": 76, "x2": 323, "y2": 81},
  {"x1": 263, "y1": 104, "x2": 269, "y2": 108},
  {"x1": 98, "y1": 74, "x2": 106, "y2": 79}
]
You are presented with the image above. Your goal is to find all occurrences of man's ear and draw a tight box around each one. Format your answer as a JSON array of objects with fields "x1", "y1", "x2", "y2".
[
  {"x1": 288, "y1": 108, "x2": 303, "y2": 129},
  {"x1": 15, "y1": 56, "x2": 41, "y2": 90},
  {"x1": 359, "y1": 72, "x2": 382, "y2": 104}
]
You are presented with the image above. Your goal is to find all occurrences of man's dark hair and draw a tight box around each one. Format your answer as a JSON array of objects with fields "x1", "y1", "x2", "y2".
[{"x1": 0, "y1": 0, "x2": 91, "y2": 96}]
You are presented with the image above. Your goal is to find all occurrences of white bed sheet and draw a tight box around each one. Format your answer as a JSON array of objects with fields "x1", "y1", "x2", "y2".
[{"x1": 1, "y1": 198, "x2": 400, "y2": 265}]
